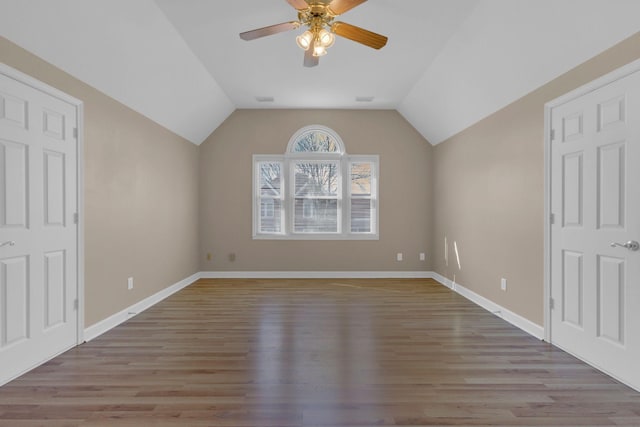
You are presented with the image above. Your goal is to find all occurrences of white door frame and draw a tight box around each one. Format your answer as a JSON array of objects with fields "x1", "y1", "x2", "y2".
[
  {"x1": 543, "y1": 57, "x2": 640, "y2": 343},
  {"x1": 0, "y1": 62, "x2": 85, "y2": 345}
]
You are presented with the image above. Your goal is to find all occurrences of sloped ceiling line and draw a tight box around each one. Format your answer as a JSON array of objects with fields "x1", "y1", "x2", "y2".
[{"x1": 1, "y1": 0, "x2": 640, "y2": 146}]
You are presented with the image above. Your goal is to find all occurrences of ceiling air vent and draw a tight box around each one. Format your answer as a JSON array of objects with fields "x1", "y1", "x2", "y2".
[{"x1": 255, "y1": 96, "x2": 275, "y2": 103}]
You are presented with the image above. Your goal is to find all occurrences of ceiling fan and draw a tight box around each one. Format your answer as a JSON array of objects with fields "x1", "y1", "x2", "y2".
[{"x1": 239, "y1": 0, "x2": 388, "y2": 67}]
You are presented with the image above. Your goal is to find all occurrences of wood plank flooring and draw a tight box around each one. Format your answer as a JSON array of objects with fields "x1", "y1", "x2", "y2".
[{"x1": 1, "y1": 278, "x2": 639, "y2": 426}]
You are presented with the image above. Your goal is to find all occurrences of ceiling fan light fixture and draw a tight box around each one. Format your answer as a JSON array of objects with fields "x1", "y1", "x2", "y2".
[
  {"x1": 318, "y1": 29, "x2": 335, "y2": 48},
  {"x1": 313, "y1": 41, "x2": 328, "y2": 57},
  {"x1": 296, "y1": 30, "x2": 313, "y2": 50}
]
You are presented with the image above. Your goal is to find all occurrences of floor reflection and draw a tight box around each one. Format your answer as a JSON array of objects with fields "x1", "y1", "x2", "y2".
[{"x1": 252, "y1": 285, "x2": 384, "y2": 424}]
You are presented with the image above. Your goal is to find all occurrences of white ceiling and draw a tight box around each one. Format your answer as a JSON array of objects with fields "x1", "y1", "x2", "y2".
[{"x1": 1, "y1": 0, "x2": 640, "y2": 145}]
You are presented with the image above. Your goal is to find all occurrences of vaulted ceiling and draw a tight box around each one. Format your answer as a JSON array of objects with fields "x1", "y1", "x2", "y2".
[{"x1": 1, "y1": 0, "x2": 639, "y2": 145}]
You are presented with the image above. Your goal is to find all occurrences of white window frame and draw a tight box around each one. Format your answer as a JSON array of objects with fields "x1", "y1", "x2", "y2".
[
  {"x1": 254, "y1": 157, "x2": 285, "y2": 236},
  {"x1": 252, "y1": 125, "x2": 379, "y2": 240},
  {"x1": 348, "y1": 157, "x2": 379, "y2": 235},
  {"x1": 290, "y1": 157, "x2": 342, "y2": 235}
]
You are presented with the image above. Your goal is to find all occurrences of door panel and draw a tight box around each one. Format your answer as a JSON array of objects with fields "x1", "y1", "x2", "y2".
[
  {"x1": 561, "y1": 250, "x2": 583, "y2": 328},
  {"x1": 0, "y1": 90, "x2": 28, "y2": 129},
  {"x1": 597, "y1": 142, "x2": 625, "y2": 229},
  {"x1": 562, "y1": 112, "x2": 583, "y2": 142},
  {"x1": 44, "y1": 150, "x2": 66, "y2": 226},
  {"x1": 597, "y1": 95, "x2": 625, "y2": 131},
  {"x1": 42, "y1": 108, "x2": 66, "y2": 140},
  {"x1": 562, "y1": 152, "x2": 583, "y2": 227},
  {"x1": 597, "y1": 255, "x2": 624, "y2": 344},
  {"x1": 1, "y1": 140, "x2": 28, "y2": 228},
  {"x1": 44, "y1": 250, "x2": 66, "y2": 329},
  {"x1": 0, "y1": 256, "x2": 29, "y2": 346}
]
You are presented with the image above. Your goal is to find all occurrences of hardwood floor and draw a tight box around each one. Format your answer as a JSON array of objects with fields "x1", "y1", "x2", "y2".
[{"x1": 1, "y1": 278, "x2": 639, "y2": 426}]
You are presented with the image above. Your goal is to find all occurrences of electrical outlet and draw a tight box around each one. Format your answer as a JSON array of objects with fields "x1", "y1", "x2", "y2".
[
  {"x1": 419, "y1": 252, "x2": 425, "y2": 261},
  {"x1": 228, "y1": 253, "x2": 236, "y2": 262},
  {"x1": 206, "y1": 252, "x2": 212, "y2": 261},
  {"x1": 127, "y1": 277, "x2": 134, "y2": 290},
  {"x1": 501, "y1": 278, "x2": 507, "y2": 291},
  {"x1": 396, "y1": 252, "x2": 403, "y2": 262}
]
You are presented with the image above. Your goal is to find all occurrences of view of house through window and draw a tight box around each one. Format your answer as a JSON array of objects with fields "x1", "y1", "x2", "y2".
[{"x1": 253, "y1": 125, "x2": 378, "y2": 239}]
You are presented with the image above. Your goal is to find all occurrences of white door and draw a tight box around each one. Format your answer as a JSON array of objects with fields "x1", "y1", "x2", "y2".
[
  {"x1": 0, "y1": 67, "x2": 80, "y2": 385},
  {"x1": 550, "y1": 66, "x2": 640, "y2": 390}
]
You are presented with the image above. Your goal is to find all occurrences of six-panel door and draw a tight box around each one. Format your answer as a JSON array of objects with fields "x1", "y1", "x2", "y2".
[{"x1": 0, "y1": 71, "x2": 78, "y2": 385}]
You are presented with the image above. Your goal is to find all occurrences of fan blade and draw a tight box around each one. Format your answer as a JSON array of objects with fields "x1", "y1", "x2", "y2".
[
  {"x1": 332, "y1": 21, "x2": 387, "y2": 49},
  {"x1": 327, "y1": 0, "x2": 366, "y2": 15},
  {"x1": 240, "y1": 21, "x2": 300, "y2": 41},
  {"x1": 304, "y1": 47, "x2": 319, "y2": 67},
  {"x1": 286, "y1": 0, "x2": 309, "y2": 10}
]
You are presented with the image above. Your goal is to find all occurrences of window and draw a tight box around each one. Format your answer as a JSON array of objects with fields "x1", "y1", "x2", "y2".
[
  {"x1": 253, "y1": 125, "x2": 378, "y2": 240},
  {"x1": 257, "y1": 162, "x2": 283, "y2": 233}
]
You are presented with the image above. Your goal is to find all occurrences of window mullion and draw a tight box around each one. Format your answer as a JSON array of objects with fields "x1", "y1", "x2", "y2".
[
  {"x1": 342, "y1": 157, "x2": 349, "y2": 235},
  {"x1": 285, "y1": 158, "x2": 292, "y2": 236}
]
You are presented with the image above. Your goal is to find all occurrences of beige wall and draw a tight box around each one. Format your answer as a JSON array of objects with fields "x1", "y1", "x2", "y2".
[
  {"x1": 432, "y1": 32, "x2": 640, "y2": 325},
  {"x1": 199, "y1": 109, "x2": 433, "y2": 271},
  {"x1": 1, "y1": 37, "x2": 200, "y2": 327},
  {"x1": 5, "y1": 27, "x2": 639, "y2": 332}
]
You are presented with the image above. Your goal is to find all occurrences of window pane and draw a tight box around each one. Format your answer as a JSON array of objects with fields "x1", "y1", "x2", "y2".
[
  {"x1": 351, "y1": 162, "x2": 373, "y2": 233},
  {"x1": 294, "y1": 162, "x2": 339, "y2": 196},
  {"x1": 350, "y1": 162, "x2": 371, "y2": 195},
  {"x1": 260, "y1": 198, "x2": 282, "y2": 233},
  {"x1": 351, "y1": 198, "x2": 371, "y2": 233},
  {"x1": 259, "y1": 162, "x2": 281, "y2": 197},
  {"x1": 294, "y1": 199, "x2": 338, "y2": 232},
  {"x1": 292, "y1": 130, "x2": 338, "y2": 153}
]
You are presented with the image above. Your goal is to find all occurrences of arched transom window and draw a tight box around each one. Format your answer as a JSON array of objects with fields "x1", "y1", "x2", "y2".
[
  {"x1": 287, "y1": 126, "x2": 343, "y2": 153},
  {"x1": 253, "y1": 125, "x2": 378, "y2": 239}
]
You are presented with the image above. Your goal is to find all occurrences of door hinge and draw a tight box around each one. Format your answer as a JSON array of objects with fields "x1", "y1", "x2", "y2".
[
  {"x1": 73, "y1": 128, "x2": 78, "y2": 139},
  {"x1": 549, "y1": 298, "x2": 555, "y2": 310},
  {"x1": 73, "y1": 213, "x2": 79, "y2": 224},
  {"x1": 74, "y1": 299, "x2": 79, "y2": 310},
  {"x1": 550, "y1": 213, "x2": 555, "y2": 224},
  {"x1": 550, "y1": 129, "x2": 556, "y2": 141}
]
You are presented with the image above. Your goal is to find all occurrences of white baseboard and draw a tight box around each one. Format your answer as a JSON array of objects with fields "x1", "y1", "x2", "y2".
[
  {"x1": 200, "y1": 271, "x2": 433, "y2": 279},
  {"x1": 430, "y1": 272, "x2": 455, "y2": 289},
  {"x1": 83, "y1": 272, "x2": 201, "y2": 342},
  {"x1": 430, "y1": 272, "x2": 544, "y2": 339}
]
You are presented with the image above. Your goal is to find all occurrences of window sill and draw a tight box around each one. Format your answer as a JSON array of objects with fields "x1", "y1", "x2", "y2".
[{"x1": 252, "y1": 233, "x2": 379, "y2": 241}]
